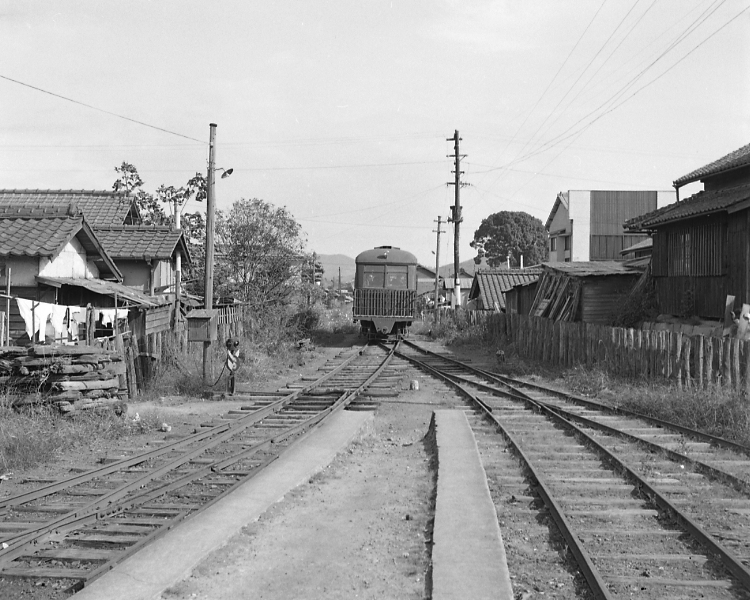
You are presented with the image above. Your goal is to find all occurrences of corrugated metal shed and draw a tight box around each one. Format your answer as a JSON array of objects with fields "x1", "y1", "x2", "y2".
[
  {"x1": 529, "y1": 261, "x2": 642, "y2": 323},
  {"x1": 468, "y1": 269, "x2": 541, "y2": 311}
]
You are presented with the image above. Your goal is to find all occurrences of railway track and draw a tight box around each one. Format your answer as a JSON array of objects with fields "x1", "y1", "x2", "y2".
[
  {"x1": 399, "y1": 339, "x2": 750, "y2": 599},
  {"x1": 0, "y1": 342, "x2": 401, "y2": 594}
]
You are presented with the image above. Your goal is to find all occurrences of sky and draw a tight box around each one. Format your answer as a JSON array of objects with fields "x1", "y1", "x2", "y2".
[{"x1": 1, "y1": 1, "x2": 749, "y2": 270}]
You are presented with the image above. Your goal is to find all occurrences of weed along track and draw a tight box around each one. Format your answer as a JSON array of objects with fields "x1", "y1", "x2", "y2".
[
  {"x1": 399, "y1": 340, "x2": 750, "y2": 599},
  {"x1": 0, "y1": 342, "x2": 402, "y2": 594}
]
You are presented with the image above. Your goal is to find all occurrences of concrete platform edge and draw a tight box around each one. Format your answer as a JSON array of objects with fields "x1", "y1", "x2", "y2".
[
  {"x1": 74, "y1": 409, "x2": 374, "y2": 600},
  {"x1": 431, "y1": 409, "x2": 514, "y2": 600}
]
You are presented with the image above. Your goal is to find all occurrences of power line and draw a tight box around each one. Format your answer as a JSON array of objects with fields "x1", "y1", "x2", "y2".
[{"x1": 0, "y1": 74, "x2": 205, "y2": 144}]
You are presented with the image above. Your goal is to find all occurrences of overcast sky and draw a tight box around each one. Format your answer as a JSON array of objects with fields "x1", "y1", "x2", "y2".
[{"x1": 2, "y1": 1, "x2": 748, "y2": 267}]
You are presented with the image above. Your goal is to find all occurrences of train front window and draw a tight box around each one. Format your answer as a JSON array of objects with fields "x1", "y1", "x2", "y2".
[
  {"x1": 386, "y1": 266, "x2": 408, "y2": 289},
  {"x1": 363, "y1": 266, "x2": 385, "y2": 288}
]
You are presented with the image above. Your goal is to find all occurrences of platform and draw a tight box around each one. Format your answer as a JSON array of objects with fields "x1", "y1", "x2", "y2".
[
  {"x1": 74, "y1": 410, "x2": 374, "y2": 600},
  {"x1": 431, "y1": 409, "x2": 514, "y2": 600}
]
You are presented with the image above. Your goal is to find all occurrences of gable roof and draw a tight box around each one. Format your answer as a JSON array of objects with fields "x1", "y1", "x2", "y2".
[
  {"x1": 0, "y1": 189, "x2": 139, "y2": 226},
  {"x1": 0, "y1": 206, "x2": 122, "y2": 280},
  {"x1": 469, "y1": 268, "x2": 542, "y2": 310},
  {"x1": 545, "y1": 191, "x2": 569, "y2": 231},
  {"x1": 674, "y1": 142, "x2": 750, "y2": 187},
  {"x1": 625, "y1": 183, "x2": 750, "y2": 230},
  {"x1": 94, "y1": 225, "x2": 192, "y2": 266}
]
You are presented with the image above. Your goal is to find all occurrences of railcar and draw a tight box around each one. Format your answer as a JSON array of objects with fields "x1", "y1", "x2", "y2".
[{"x1": 353, "y1": 246, "x2": 418, "y2": 338}]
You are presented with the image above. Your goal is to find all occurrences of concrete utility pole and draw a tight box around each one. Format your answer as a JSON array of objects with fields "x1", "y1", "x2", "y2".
[
  {"x1": 433, "y1": 215, "x2": 444, "y2": 323},
  {"x1": 203, "y1": 123, "x2": 218, "y2": 384},
  {"x1": 447, "y1": 130, "x2": 466, "y2": 309}
]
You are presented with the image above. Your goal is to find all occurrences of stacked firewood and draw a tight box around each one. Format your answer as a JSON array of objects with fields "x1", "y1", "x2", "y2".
[{"x1": 0, "y1": 344, "x2": 127, "y2": 415}]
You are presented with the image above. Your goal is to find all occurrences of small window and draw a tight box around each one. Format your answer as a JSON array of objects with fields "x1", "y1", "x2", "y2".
[
  {"x1": 386, "y1": 266, "x2": 408, "y2": 289},
  {"x1": 564, "y1": 236, "x2": 570, "y2": 251},
  {"x1": 550, "y1": 238, "x2": 557, "y2": 251},
  {"x1": 363, "y1": 266, "x2": 385, "y2": 288}
]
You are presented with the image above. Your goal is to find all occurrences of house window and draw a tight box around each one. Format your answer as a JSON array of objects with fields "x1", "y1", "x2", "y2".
[
  {"x1": 550, "y1": 238, "x2": 557, "y2": 251},
  {"x1": 564, "y1": 236, "x2": 570, "y2": 251}
]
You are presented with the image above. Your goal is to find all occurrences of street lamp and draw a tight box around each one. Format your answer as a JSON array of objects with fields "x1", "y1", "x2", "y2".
[{"x1": 203, "y1": 123, "x2": 233, "y2": 384}]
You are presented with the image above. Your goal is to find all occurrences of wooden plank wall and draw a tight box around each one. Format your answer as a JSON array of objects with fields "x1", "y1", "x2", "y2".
[{"x1": 477, "y1": 311, "x2": 750, "y2": 393}]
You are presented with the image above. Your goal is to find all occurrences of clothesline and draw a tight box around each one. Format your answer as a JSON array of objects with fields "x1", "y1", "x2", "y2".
[{"x1": 15, "y1": 299, "x2": 130, "y2": 343}]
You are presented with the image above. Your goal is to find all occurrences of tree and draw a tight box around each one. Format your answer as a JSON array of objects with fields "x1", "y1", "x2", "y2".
[
  {"x1": 214, "y1": 198, "x2": 308, "y2": 311},
  {"x1": 470, "y1": 211, "x2": 548, "y2": 267},
  {"x1": 112, "y1": 163, "x2": 208, "y2": 294}
]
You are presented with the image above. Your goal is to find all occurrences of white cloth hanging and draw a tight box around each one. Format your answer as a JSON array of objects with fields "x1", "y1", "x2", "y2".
[
  {"x1": 68, "y1": 306, "x2": 87, "y2": 340},
  {"x1": 49, "y1": 305, "x2": 69, "y2": 340},
  {"x1": 99, "y1": 308, "x2": 128, "y2": 327},
  {"x1": 15, "y1": 299, "x2": 54, "y2": 341}
]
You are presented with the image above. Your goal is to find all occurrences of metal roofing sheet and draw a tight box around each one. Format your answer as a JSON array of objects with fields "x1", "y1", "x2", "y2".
[
  {"x1": 674, "y1": 142, "x2": 750, "y2": 186},
  {"x1": 0, "y1": 190, "x2": 135, "y2": 226},
  {"x1": 471, "y1": 269, "x2": 541, "y2": 310},
  {"x1": 36, "y1": 276, "x2": 157, "y2": 306}
]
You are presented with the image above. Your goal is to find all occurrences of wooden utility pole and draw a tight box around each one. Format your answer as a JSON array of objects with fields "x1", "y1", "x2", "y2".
[
  {"x1": 433, "y1": 216, "x2": 444, "y2": 322},
  {"x1": 447, "y1": 130, "x2": 465, "y2": 309},
  {"x1": 203, "y1": 123, "x2": 217, "y2": 384}
]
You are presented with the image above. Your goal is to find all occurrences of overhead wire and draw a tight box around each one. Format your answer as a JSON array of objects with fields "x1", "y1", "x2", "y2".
[{"x1": 0, "y1": 74, "x2": 205, "y2": 144}]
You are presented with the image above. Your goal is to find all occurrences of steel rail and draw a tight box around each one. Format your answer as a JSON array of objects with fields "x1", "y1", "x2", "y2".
[
  {"x1": 0, "y1": 343, "x2": 370, "y2": 513},
  {"x1": 393, "y1": 347, "x2": 614, "y2": 599},
  {"x1": 0, "y1": 341, "x2": 397, "y2": 587},
  {"x1": 403, "y1": 339, "x2": 750, "y2": 456},
  {"x1": 398, "y1": 345, "x2": 750, "y2": 594}
]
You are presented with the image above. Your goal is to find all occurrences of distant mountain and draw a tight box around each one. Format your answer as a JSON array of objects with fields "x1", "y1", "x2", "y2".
[{"x1": 318, "y1": 254, "x2": 356, "y2": 286}]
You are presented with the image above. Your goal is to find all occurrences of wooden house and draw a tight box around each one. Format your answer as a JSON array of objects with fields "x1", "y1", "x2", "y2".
[
  {"x1": 467, "y1": 269, "x2": 541, "y2": 311},
  {"x1": 546, "y1": 190, "x2": 674, "y2": 262},
  {"x1": 529, "y1": 262, "x2": 643, "y2": 323},
  {"x1": 0, "y1": 204, "x2": 156, "y2": 344},
  {"x1": 625, "y1": 142, "x2": 750, "y2": 319},
  {"x1": 504, "y1": 279, "x2": 540, "y2": 316},
  {"x1": 94, "y1": 226, "x2": 191, "y2": 296}
]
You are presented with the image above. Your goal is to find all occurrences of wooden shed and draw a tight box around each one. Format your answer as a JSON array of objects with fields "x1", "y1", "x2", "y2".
[
  {"x1": 529, "y1": 261, "x2": 643, "y2": 323},
  {"x1": 625, "y1": 141, "x2": 750, "y2": 319},
  {"x1": 504, "y1": 279, "x2": 539, "y2": 316},
  {"x1": 468, "y1": 269, "x2": 541, "y2": 311}
]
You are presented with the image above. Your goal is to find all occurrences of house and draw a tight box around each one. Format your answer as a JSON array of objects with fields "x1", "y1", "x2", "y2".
[
  {"x1": 467, "y1": 268, "x2": 541, "y2": 311},
  {"x1": 442, "y1": 275, "x2": 473, "y2": 308},
  {"x1": 0, "y1": 204, "x2": 155, "y2": 344},
  {"x1": 625, "y1": 141, "x2": 750, "y2": 319},
  {"x1": 529, "y1": 261, "x2": 644, "y2": 323},
  {"x1": 94, "y1": 226, "x2": 191, "y2": 296},
  {"x1": 416, "y1": 264, "x2": 441, "y2": 303},
  {"x1": 0, "y1": 190, "x2": 189, "y2": 301},
  {"x1": 546, "y1": 190, "x2": 674, "y2": 262}
]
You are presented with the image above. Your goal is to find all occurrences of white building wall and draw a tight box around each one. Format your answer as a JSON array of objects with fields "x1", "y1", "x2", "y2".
[
  {"x1": 568, "y1": 190, "x2": 591, "y2": 262},
  {"x1": 39, "y1": 238, "x2": 99, "y2": 279}
]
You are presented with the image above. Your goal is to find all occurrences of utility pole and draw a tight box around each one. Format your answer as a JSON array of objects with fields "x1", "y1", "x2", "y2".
[
  {"x1": 447, "y1": 130, "x2": 466, "y2": 309},
  {"x1": 433, "y1": 216, "x2": 444, "y2": 323},
  {"x1": 203, "y1": 123, "x2": 218, "y2": 384},
  {"x1": 338, "y1": 267, "x2": 341, "y2": 297}
]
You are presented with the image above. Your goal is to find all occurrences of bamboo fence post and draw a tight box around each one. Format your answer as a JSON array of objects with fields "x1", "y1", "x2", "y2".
[
  {"x1": 684, "y1": 336, "x2": 692, "y2": 389},
  {"x1": 705, "y1": 337, "x2": 714, "y2": 387},
  {"x1": 696, "y1": 335, "x2": 704, "y2": 389}
]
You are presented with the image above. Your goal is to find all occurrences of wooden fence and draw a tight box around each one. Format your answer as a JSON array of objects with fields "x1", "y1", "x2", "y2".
[{"x1": 477, "y1": 312, "x2": 750, "y2": 394}]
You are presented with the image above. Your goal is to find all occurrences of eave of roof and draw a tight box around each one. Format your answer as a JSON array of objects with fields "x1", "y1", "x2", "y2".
[
  {"x1": 36, "y1": 275, "x2": 157, "y2": 306},
  {"x1": 542, "y1": 261, "x2": 643, "y2": 276},
  {"x1": 631, "y1": 183, "x2": 750, "y2": 229},
  {"x1": 673, "y1": 142, "x2": 750, "y2": 187}
]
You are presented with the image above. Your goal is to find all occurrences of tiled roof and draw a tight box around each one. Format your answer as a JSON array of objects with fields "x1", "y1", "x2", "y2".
[
  {"x1": 0, "y1": 189, "x2": 136, "y2": 226},
  {"x1": 469, "y1": 269, "x2": 541, "y2": 310},
  {"x1": 0, "y1": 212, "x2": 86, "y2": 257},
  {"x1": 95, "y1": 226, "x2": 190, "y2": 263},
  {"x1": 626, "y1": 184, "x2": 750, "y2": 229},
  {"x1": 674, "y1": 142, "x2": 750, "y2": 187}
]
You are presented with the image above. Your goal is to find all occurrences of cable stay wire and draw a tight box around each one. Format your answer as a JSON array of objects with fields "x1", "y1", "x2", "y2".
[
  {"x1": 0, "y1": 74, "x2": 205, "y2": 144},
  {"x1": 484, "y1": 0, "x2": 744, "y2": 174}
]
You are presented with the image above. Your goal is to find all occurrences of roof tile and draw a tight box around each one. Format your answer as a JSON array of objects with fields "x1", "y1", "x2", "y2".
[
  {"x1": 674, "y1": 142, "x2": 750, "y2": 186},
  {"x1": 472, "y1": 269, "x2": 541, "y2": 310},
  {"x1": 0, "y1": 190, "x2": 135, "y2": 226},
  {"x1": 0, "y1": 214, "x2": 84, "y2": 257},
  {"x1": 95, "y1": 226, "x2": 185, "y2": 260}
]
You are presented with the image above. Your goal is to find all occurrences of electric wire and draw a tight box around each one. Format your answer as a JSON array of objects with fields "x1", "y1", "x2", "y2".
[{"x1": 0, "y1": 75, "x2": 205, "y2": 144}]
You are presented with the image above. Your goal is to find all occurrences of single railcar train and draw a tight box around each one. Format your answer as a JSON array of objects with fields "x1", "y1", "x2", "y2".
[{"x1": 353, "y1": 246, "x2": 418, "y2": 337}]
